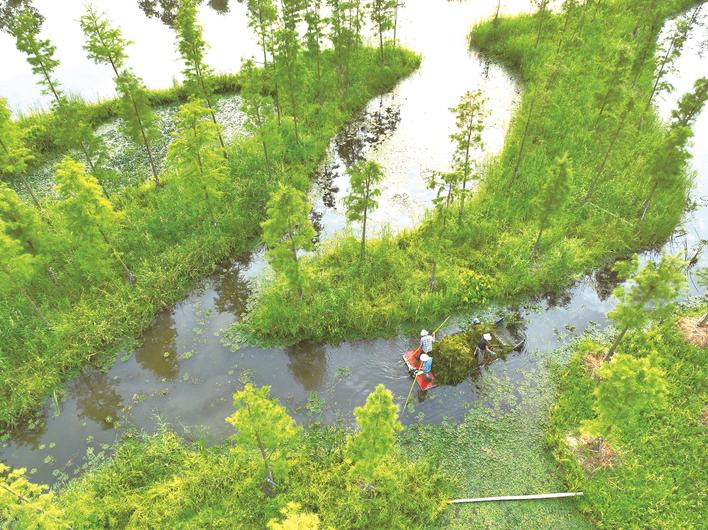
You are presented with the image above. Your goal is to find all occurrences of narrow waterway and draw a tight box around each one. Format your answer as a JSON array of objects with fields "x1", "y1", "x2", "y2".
[{"x1": 1, "y1": 1, "x2": 706, "y2": 488}]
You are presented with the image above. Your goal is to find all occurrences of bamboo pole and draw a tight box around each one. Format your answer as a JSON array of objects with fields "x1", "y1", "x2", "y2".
[{"x1": 450, "y1": 492, "x2": 583, "y2": 504}]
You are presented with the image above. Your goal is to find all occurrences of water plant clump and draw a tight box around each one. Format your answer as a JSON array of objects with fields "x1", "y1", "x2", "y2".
[{"x1": 434, "y1": 326, "x2": 512, "y2": 385}]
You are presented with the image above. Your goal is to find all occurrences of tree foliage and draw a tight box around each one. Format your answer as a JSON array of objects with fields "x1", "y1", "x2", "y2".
[
  {"x1": 344, "y1": 159, "x2": 384, "y2": 260},
  {"x1": 0, "y1": 463, "x2": 67, "y2": 530},
  {"x1": 606, "y1": 254, "x2": 687, "y2": 357},
  {"x1": 585, "y1": 353, "x2": 668, "y2": 440},
  {"x1": 226, "y1": 384, "x2": 301, "y2": 487},
  {"x1": 262, "y1": 183, "x2": 315, "y2": 298},
  {"x1": 346, "y1": 383, "x2": 402, "y2": 482}
]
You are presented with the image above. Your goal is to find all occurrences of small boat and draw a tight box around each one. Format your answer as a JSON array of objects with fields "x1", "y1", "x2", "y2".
[{"x1": 401, "y1": 349, "x2": 437, "y2": 391}]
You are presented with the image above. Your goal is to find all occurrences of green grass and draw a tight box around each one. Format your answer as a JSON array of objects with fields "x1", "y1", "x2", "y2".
[
  {"x1": 404, "y1": 346, "x2": 593, "y2": 529},
  {"x1": 234, "y1": 0, "x2": 700, "y2": 345},
  {"x1": 548, "y1": 304, "x2": 707, "y2": 528},
  {"x1": 0, "y1": 46, "x2": 421, "y2": 429}
]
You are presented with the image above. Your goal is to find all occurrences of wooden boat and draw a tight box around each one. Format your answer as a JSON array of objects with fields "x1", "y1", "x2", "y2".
[{"x1": 401, "y1": 349, "x2": 437, "y2": 391}]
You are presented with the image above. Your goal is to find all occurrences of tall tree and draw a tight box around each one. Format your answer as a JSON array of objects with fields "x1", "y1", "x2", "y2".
[
  {"x1": 449, "y1": 90, "x2": 486, "y2": 224},
  {"x1": 531, "y1": 153, "x2": 572, "y2": 258},
  {"x1": 304, "y1": 0, "x2": 325, "y2": 107},
  {"x1": 0, "y1": 97, "x2": 44, "y2": 212},
  {"x1": 54, "y1": 157, "x2": 135, "y2": 284},
  {"x1": 275, "y1": 0, "x2": 306, "y2": 145},
  {"x1": 0, "y1": 220, "x2": 50, "y2": 329},
  {"x1": 346, "y1": 384, "x2": 402, "y2": 483},
  {"x1": 80, "y1": 6, "x2": 162, "y2": 185},
  {"x1": 0, "y1": 183, "x2": 56, "y2": 284},
  {"x1": 344, "y1": 159, "x2": 384, "y2": 261},
  {"x1": 639, "y1": 79, "x2": 707, "y2": 220},
  {"x1": 261, "y1": 183, "x2": 315, "y2": 299},
  {"x1": 533, "y1": 0, "x2": 550, "y2": 46},
  {"x1": 605, "y1": 254, "x2": 686, "y2": 359},
  {"x1": 426, "y1": 169, "x2": 459, "y2": 290},
  {"x1": 226, "y1": 384, "x2": 300, "y2": 491},
  {"x1": 241, "y1": 59, "x2": 277, "y2": 181},
  {"x1": 245, "y1": 0, "x2": 278, "y2": 66},
  {"x1": 640, "y1": 6, "x2": 701, "y2": 124},
  {"x1": 368, "y1": 0, "x2": 396, "y2": 65},
  {"x1": 12, "y1": 11, "x2": 109, "y2": 196},
  {"x1": 174, "y1": 0, "x2": 228, "y2": 157},
  {"x1": 585, "y1": 353, "x2": 668, "y2": 441},
  {"x1": 166, "y1": 100, "x2": 227, "y2": 224}
]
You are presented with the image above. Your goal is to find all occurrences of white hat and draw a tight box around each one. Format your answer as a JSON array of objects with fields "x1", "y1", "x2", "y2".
[
  {"x1": 420, "y1": 329, "x2": 429, "y2": 337},
  {"x1": 420, "y1": 353, "x2": 430, "y2": 362},
  {"x1": 483, "y1": 333, "x2": 492, "y2": 341}
]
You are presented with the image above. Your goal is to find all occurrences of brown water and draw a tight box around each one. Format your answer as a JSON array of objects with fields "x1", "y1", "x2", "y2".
[{"x1": 1, "y1": 1, "x2": 706, "y2": 488}]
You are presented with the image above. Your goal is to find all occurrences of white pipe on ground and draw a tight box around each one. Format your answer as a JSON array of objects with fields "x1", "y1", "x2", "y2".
[{"x1": 449, "y1": 492, "x2": 583, "y2": 504}]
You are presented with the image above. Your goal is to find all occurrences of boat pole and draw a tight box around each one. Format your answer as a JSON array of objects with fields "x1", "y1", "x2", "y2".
[
  {"x1": 449, "y1": 492, "x2": 583, "y2": 504},
  {"x1": 403, "y1": 316, "x2": 451, "y2": 411}
]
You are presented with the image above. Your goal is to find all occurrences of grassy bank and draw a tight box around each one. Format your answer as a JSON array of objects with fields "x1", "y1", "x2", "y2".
[
  {"x1": 0, "y1": 47, "x2": 421, "y2": 429},
  {"x1": 548, "y1": 304, "x2": 707, "y2": 528},
  {"x1": 233, "y1": 0, "x2": 700, "y2": 345},
  {"x1": 4, "y1": 386, "x2": 451, "y2": 529}
]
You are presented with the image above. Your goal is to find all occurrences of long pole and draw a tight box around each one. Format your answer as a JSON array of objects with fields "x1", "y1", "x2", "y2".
[{"x1": 450, "y1": 492, "x2": 583, "y2": 504}]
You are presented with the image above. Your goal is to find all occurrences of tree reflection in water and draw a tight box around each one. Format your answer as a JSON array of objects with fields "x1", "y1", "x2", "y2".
[
  {"x1": 69, "y1": 369, "x2": 124, "y2": 430},
  {"x1": 286, "y1": 341, "x2": 327, "y2": 392},
  {"x1": 135, "y1": 310, "x2": 180, "y2": 381}
]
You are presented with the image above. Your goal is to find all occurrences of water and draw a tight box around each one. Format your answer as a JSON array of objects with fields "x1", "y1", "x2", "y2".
[{"x1": 1, "y1": 1, "x2": 706, "y2": 488}]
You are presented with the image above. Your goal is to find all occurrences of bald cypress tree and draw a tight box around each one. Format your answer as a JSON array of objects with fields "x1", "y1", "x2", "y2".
[
  {"x1": 241, "y1": 59, "x2": 277, "y2": 181},
  {"x1": 12, "y1": 11, "x2": 110, "y2": 197},
  {"x1": 531, "y1": 153, "x2": 572, "y2": 258},
  {"x1": 80, "y1": 6, "x2": 162, "y2": 185},
  {"x1": 0, "y1": 97, "x2": 44, "y2": 213},
  {"x1": 166, "y1": 100, "x2": 227, "y2": 224},
  {"x1": 54, "y1": 158, "x2": 135, "y2": 284},
  {"x1": 174, "y1": 0, "x2": 228, "y2": 158}
]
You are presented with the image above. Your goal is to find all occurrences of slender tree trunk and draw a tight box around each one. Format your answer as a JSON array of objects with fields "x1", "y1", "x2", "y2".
[
  {"x1": 378, "y1": 22, "x2": 384, "y2": 65},
  {"x1": 509, "y1": 94, "x2": 536, "y2": 188},
  {"x1": 494, "y1": 0, "x2": 502, "y2": 24},
  {"x1": 458, "y1": 126, "x2": 473, "y2": 225},
  {"x1": 393, "y1": 3, "x2": 399, "y2": 47},
  {"x1": 638, "y1": 179, "x2": 660, "y2": 220},
  {"x1": 605, "y1": 326, "x2": 629, "y2": 359},
  {"x1": 429, "y1": 259, "x2": 437, "y2": 292},
  {"x1": 584, "y1": 104, "x2": 631, "y2": 201},
  {"x1": 532, "y1": 223, "x2": 544, "y2": 258},
  {"x1": 128, "y1": 93, "x2": 160, "y2": 185},
  {"x1": 98, "y1": 226, "x2": 136, "y2": 284},
  {"x1": 194, "y1": 62, "x2": 228, "y2": 159},
  {"x1": 0, "y1": 136, "x2": 48, "y2": 218},
  {"x1": 194, "y1": 146, "x2": 215, "y2": 224},
  {"x1": 21, "y1": 286, "x2": 51, "y2": 330},
  {"x1": 285, "y1": 63, "x2": 300, "y2": 145},
  {"x1": 535, "y1": 1, "x2": 548, "y2": 47},
  {"x1": 286, "y1": 215, "x2": 303, "y2": 299}
]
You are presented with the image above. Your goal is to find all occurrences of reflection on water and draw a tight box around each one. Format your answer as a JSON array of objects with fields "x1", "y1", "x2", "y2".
[
  {"x1": 136, "y1": 311, "x2": 179, "y2": 381},
  {"x1": 212, "y1": 263, "x2": 251, "y2": 316},
  {"x1": 70, "y1": 370, "x2": 124, "y2": 430},
  {"x1": 287, "y1": 342, "x2": 327, "y2": 392}
]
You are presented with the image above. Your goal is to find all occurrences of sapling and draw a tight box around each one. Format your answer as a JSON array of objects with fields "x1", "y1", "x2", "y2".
[
  {"x1": 368, "y1": 0, "x2": 397, "y2": 65},
  {"x1": 585, "y1": 353, "x2": 668, "y2": 443},
  {"x1": 241, "y1": 59, "x2": 277, "y2": 180},
  {"x1": 275, "y1": 0, "x2": 306, "y2": 145},
  {"x1": 346, "y1": 384, "x2": 402, "y2": 483},
  {"x1": 12, "y1": 10, "x2": 109, "y2": 195},
  {"x1": 245, "y1": 0, "x2": 278, "y2": 65},
  {"x1": 531, "y1": 153, "x2": 572, "y2": 258},
  {"x1": 0, "y1": 97, "x2": 44, "y2": 213},
  {"x1": 304, "y1": 0, "x2": 325, "y2": 106},
  {"x1": 449, "y1": 90, "x2": 487, "y2": 224},
  {"x1": 344, "y1": 159, "x2": 385, "y2": 261},
  {"x1": 261, "y1": 183, "x2": 316, "y2": 299},
  {"x1": 165, "y1": 100, "x2": 227, "y2": 224},
  {"x1": 80, "y1": 7, "x2": 162, "y2": 185},
  {"x1": 54, "y1": 157, "x2": 135, "y2": 284},
  {"x1": 174, "y1": 0, "x2": 228, "y2": 157},
  {"x1": 605, "y1": 254, "x2": 687, "y2": 359},
  {"x1": 226, "y1": 384, "x2": 300, "y2": 493}
]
